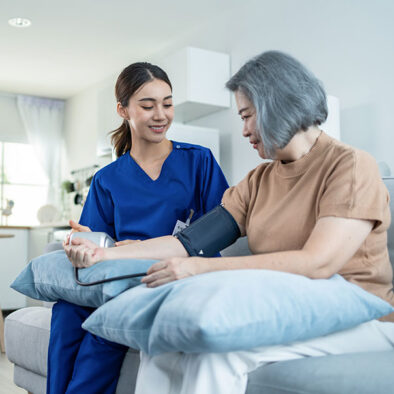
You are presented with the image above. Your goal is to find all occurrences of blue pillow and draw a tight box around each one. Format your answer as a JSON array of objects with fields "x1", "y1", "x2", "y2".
[
  {"x1": 11, "y1": 250, "x2": 157, "y2": 307},
  {"x1": 83, "y1": 270, "x2": 394, "y2": 355}
]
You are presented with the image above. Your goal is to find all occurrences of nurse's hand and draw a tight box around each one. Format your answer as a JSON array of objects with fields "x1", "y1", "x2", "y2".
[
  {"x1": 115, "y1": 239, "x2": 141, "y2": 247},
  {"x1": 64, "y1": 238, "x2": 105, "y2": 268},
  {"x1": 141, "y1": 257, "x2": 205, "y2": 287},
  {"x1": 63, "y1": 220, "x2": 92, "y2": 247},
  {"x1": 69, "y1": 219, "x2": 91, "y2": 233}
]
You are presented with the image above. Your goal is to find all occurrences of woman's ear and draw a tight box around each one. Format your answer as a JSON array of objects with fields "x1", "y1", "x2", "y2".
[{"x1": 117, "y1": 102, "x2": 129, "y2": 120}]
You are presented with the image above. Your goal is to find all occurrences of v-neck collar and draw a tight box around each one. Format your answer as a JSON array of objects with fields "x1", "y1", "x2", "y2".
[{"x1": 127, "y1": 141, "x2": 175, "y2": 183}]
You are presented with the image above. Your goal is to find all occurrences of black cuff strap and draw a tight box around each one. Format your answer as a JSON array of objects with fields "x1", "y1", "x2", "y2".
[{"x1": 175, "y1": 205, "x2": 241, "y2": 257}]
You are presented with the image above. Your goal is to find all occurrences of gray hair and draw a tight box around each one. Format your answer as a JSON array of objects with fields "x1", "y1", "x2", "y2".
[{"x1": 226, "y1": 51, "x2": 328, "y2": 158}]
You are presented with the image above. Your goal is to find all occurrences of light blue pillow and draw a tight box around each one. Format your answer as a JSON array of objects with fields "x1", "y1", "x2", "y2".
[
  {"x1": 83, "y1": 270, "x2": 394, "y2": 355},
  {"x1": 11, "y1": 250, "x2": 157, "y2": 307}
]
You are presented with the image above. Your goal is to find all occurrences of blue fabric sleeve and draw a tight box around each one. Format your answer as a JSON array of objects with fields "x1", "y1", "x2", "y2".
[
  {"x1": 201, "y1": 150, "x2": 229, "y2": 213},
  {"x1": 79, "y1": 174, "x2": 116, "y2": 239}
]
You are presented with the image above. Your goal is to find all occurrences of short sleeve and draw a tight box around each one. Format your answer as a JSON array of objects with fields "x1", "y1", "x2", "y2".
[
  {"x1": 79, "y1": 173, "x2": 116, "y2": 238},
  {"x1": 318, "y1": 150, "x2": 389, "y2": 229},
  {"x1": 201, "y1": 150, "x2": 229, "y2": 213},
  {"x1": 221, "y1": 170, "x2": 254, "y2": 236}
]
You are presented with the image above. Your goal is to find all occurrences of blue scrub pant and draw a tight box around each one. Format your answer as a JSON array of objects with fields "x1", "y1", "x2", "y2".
[{"x1": 47, "y1": 300, "x2": 128, "y2": 394}]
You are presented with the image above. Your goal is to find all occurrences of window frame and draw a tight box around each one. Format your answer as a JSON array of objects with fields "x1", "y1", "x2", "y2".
[{"x1": 0, "y1": 141, "x2": 49, "y2": 226}]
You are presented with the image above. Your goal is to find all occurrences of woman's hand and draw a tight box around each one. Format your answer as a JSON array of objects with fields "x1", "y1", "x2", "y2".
[
  {"x1": 141, "y1": 257, "x2": 206, "y2": 287},
  {"x1": 115, "y1": 239, "x2": 141, "y2": 247},
  {"x1": 63, "y1": 219, "x2": 92, "y2": 246},
  {"x1": 63, "y1": 238, "x2": 106, "y2": 268}
]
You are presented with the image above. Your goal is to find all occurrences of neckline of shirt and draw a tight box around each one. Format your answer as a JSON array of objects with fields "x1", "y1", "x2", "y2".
[
  {"x1": 126, "y1": 141, "x2": 176, "y2": 183},
  {"x1": 274, "y1": 131, "x2": 333, "y2": 178}
]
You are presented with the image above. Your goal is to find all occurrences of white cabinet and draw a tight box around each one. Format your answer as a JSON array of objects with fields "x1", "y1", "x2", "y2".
[
  {"x1": 28, "y1": 225, "x2": 70, "y2": 260},
  {"x1": 167, "y1": 123, "x2": 220, "y2": 164},
  {"x1": 161, "y1": 47, "x2": 231, "y2": 122},
  {"x1": 28, "y1": 227, "x2": 53, "y2": 260},
  {"x1": 322, "y1": 95, "x2": 340, "y2": 141},
  {"x1": 96, "y1": 81, "x2": 119, "y2": 158},
  {"x1": 0, "y1": 228, "x2": 28, "y2": 309}
]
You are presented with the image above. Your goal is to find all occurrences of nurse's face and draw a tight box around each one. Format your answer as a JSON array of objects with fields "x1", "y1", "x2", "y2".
[
  {"x1": 234, "y1": 90, "x2": 267, "y2": 159},
  {"x1": 120, "y1": 78, "x2": 174, "y2": 144}
]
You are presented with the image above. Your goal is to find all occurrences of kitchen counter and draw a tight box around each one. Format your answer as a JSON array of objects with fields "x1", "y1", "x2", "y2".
[
  {"x1": 0, "y1": 224, "x2": 70, "y2": 310},
  {"x1": 0, "y1": 226, "x2": 31, "y2": 230},
  {"x1": 0, "y1": 228, "x2": 29, "y2": 309},
  {"x1": 0, "y1": 222, "x2": 70, "y2": 230},
  {"x1": 31, "y1": 222, "x2": 70, "y2": 229}
]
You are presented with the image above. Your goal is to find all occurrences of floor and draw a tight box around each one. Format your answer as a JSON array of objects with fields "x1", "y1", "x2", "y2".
[{"x1": 0, "y1": 352, "x2": 25, "y2": 393}]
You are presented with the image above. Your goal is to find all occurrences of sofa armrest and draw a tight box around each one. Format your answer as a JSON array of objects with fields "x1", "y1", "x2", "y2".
[{"x1": 44, "y1": 242, "x2": 63, "y2": 254}]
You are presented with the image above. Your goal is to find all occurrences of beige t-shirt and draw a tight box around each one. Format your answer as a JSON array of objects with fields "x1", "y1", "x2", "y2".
[{"x1": 222, "y1": 132, "x2": 394, "y2": 322}]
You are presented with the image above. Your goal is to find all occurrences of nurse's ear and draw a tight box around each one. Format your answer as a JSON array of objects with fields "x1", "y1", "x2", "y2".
[{"x1": 117, "y1": 102, "x2": 130, "y2": 120}]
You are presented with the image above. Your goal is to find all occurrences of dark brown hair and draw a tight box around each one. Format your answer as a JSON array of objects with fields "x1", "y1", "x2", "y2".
[{"x1": 110, "y1": 62, "x2": 172, "y2": 157}]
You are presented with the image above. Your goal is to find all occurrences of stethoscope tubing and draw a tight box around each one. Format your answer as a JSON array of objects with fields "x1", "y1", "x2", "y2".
[{"x1": 74, "y1": 267, "x2": 147, "y2": 286}]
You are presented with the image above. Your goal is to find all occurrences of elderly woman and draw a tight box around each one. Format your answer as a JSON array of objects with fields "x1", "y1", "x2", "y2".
[{"x1": 66, "y1": 51, "x2": 394, "y2": 394}]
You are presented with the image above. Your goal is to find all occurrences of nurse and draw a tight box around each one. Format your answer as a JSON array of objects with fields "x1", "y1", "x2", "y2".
[{"x1": 47, "y1": 62, "x2": 228, "y2": 394}]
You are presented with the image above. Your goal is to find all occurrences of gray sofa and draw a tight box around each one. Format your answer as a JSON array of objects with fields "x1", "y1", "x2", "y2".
[{"x1": 5, "y1": 178, "x2": 394, "y2": 394}]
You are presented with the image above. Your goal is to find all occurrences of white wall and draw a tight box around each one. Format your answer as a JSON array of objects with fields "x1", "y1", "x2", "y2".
[
  {"x1": 175, "y1": 0, "x2": 394, "y2": 184},
  {"x1": 64, "y1": 0, "x2": 394, "y2": 185},
  {"x1": 63, "y1": 76, "x2": 116, "y2": 174},
  {"x1": 63, "y1": 77, "x2": 117, "y2": 219}
]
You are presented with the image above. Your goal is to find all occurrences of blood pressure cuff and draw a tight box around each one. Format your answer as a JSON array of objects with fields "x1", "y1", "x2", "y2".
[{"x1": 175, "y1": 205, "x2": 241, "y2": 257}]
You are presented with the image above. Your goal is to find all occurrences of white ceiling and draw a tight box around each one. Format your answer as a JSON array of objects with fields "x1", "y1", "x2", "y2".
[{"x1": 0, "y1": 0, "x2": 239, "y2": 99}]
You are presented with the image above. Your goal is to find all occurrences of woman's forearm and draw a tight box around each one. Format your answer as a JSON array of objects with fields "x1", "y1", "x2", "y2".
[
  {"x1": 199, "y1": 250, "x2": 328, "y2": 279},
  {"x1": 141, "y1": 249, "x2": 330, "y2": 288},
  {"x1": 198, "y1": 216, "x2": 374, "y2": 279},
  {"x1": 103, "y1": 235, "x2": 189, "y2": 261}
]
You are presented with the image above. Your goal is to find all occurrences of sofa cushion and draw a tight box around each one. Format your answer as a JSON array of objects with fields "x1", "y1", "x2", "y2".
[
  {"x1": 383, "y1": 177, "x2": 394, "y2": 283},
  {"x1": 246, "y1": 351, "x2": 394, "y2": 394},
  {"x1": 5, "y1": 307, "x2": 51, "y2": 376},
  {"x1": 83, "y1": 270, "x2": 394, "y2": 355},
  {"x1": 7, "y1": 306, "x2": 394, "y2": 394},
  {"x1": 11, "y1": 250, "x2": 157, "y2": 307},
  {"x1": 220, "y1": 236, "x2": 251, "y2": 257},
  {"x1": 14, "y1": 365, "x2": 47, "y2": 394},
  {"x1": 5, "y1": 306, "x2": 141, "y2": 394}
]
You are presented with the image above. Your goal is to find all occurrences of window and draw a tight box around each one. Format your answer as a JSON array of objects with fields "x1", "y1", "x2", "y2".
[{"x1": 0, "y1": 142, "x2": 49, "y2": 226}]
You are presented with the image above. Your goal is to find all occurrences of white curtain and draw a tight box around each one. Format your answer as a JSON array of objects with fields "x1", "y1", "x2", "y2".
[{"x1": 17, "y1": 95, "x2": 65, "y2": 205}]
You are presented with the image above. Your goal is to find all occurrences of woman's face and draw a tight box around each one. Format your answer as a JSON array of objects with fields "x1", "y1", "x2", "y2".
[
  {"x1": 120, "y1": 78, "x2": 174, "y2": 144},
  {"x1": 234, "y1": 90, "x2": 266, "y2": 159}
]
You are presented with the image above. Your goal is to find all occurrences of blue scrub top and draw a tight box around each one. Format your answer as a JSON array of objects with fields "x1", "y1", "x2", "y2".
[{"x1": 79, "y1": 141, "x2": 229, "y2": 241}]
